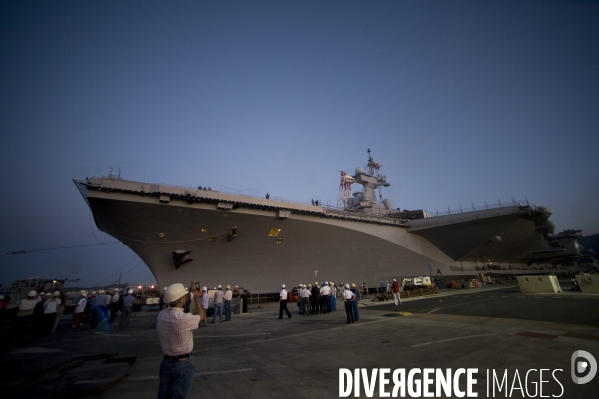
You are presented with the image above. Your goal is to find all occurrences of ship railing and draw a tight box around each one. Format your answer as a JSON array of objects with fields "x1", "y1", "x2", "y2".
[
  {"x1": 425, "y1": 198, "x2": 532, "y2": 217},
  {"x1": 321, "y1": 207, "x2": 405, "y2": 226},
  {"x1": 90, "y1": 176, "x2": 327, "y2": 208}
]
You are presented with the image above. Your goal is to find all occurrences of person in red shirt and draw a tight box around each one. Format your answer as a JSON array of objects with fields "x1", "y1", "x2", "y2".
[{"x1": 391, "y1": 279, "x2": 401, "y2": 306}]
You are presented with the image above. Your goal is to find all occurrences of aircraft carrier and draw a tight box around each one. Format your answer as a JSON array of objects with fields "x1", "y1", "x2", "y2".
[{"x1": 74, "y1": 151, "x2": 583, "y2": 292}]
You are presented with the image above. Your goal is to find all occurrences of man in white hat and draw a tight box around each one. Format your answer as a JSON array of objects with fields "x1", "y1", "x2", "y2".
[
  {"x1": 330, "y1": 282, "x2": 337, "y2": 312},
  {"x1": 199, "y1": 287, "x2": 209, "y2": 327},
  {"x1": 157, "y1": 280, "x2": 205, "y2": 399},
  {"x1": 278, "y1": 284, "x2": 292, "y2": 319},
  {"x1": 72, "y1": 290, "x2": 87, "y2": 328},
  {"x1": 300, "y1": 284, "x2": 311, "y2": 316},
  {"x1": 320, "y1": 281, "x2": 331, "y2": 314},
  {"x1": 50, "y1": 291, "x2": 64, "y2": 334},
  {"x1": 12, "y1": 290, "x2": 41, "y2": 346},
  {"x1": 109, "y1": 289, "x2": 120, "y2": 323},
  {"x1": 41, "y1": 291, "x2": 58, "y2": 334},
  {"x1": 223, "y1": 285, "x2": 233, "y2": 321},
  {"x1": 211, "y1": 285, "x2": 224, "y2": 323},
  {"x1": 119, "y1": 289, "x2": 135, "y2": 331},
  {"x1": 343, "y1": 284, "x2": 356, "y2": 324}
]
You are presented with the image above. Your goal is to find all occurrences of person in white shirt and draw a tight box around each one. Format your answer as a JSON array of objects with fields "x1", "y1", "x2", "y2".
[
  {"x1": 157, "y1": 281, "x2": 204, "y2": 399},
  {"x1": 42, "y1": 292, "x2": 60, "y2": 334},
  {"x1": 320, "y1": 281, "x2": 331, "y2": 313},
  {"x1": 212, "y1": 285, "x2": 224, "y2": 323},
  {"x1": 330, "y1": 282, "x2": 337, "y2": 311},
  {"x1": 278, "y1": 284, "x2": 292, "y2": 319},
  {"x1": 297, "y1": 284, "x2": 304, "y2": 315},
  {"x1": 300, "y1": 284, "x2": 311, "y2": 316},
  {"x1": 199, "y1": 287, "x2": 209, "y2": 327},
  {"x1": 110, "y1": 290, "x2": 120, "y2": 323},
  {"x1": 343, "y1": 284, "x2": 356, "y2": 324},
  {"x1": 119, "y1": 289, "x2": 135, "y2": 331},
  {"x1": 12, "y1": 290, "x2": 41, "y2": 347},
  {"x1": 72, "y1": 291, "x2": 87, "y2": 328},
  {"x1": 50, "y1": 290, "x2": 65, "y2": 334},
  {"x1": 223, "y1": 285, "x2": 233, "y2": 321}
]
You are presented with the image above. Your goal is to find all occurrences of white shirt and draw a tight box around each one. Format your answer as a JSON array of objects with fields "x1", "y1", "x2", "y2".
[
  {"x1": 18, "y1": 297, "x2": 41, "y2": 311},
  {"x1": 157, "y1": 307, "x2": 201, "y2": 356},
  {"x1": 223, "y1": 290, "x2": 232, "y2": 301},
  {"x1": 200, "y1": 291, "x2": 210, "y2": 309},
  {"x1": 43, "y1": 298, "x2": 61, "y2": 314},
  {"x1": 300, "y1": 288, "x2": 311, "y2": 298},
  {"x1": 111, "y1": 293, "x2": 120, "y2": 303},
  {"x1": 280, "y1": 289, "x2": 288, "y2": 300},
  {"x1": 213, "y1": 290, "x2": 224, "y2": 304},
  {"x1": 343, "y1": 289, "x2": 355, "y2": 301},
  {"x1": 17, "y1": 297, "x2": 41, "y2": 316},
  {"x1": 74, "y1": 297, "x2": 87, "y2": 313},
  {"x1": 320, "y1": 285, "x2": 331, "y2": 296}
]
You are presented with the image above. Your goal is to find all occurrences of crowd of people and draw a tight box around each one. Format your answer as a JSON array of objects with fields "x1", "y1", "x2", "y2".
[
  {"x1": 0, "y1": 287, "x2": 143, "y2": 350},
  {"x1": 279, "y1": 281, "x2": 362, "y2": 324},
  {"x1": 0, "y1": 278, "x2": 407, "y2": 398}
]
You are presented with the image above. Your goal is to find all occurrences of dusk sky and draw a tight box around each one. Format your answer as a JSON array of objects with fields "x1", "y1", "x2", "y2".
[{"x1": 1, "y1": 1, "x2": 598, "y2": 290}]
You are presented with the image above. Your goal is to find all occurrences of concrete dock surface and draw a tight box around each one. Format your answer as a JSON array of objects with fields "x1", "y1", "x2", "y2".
[{"x1": 1, "y1": 283, "x2": 598, "y2": 398}]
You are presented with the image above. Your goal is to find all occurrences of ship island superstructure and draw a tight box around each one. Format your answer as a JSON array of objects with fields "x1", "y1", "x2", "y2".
[{"x1": 74, "y1": 151, "x2": 583, "y2": 292}]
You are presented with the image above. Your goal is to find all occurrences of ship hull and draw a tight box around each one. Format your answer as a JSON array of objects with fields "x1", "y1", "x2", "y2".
[
  {"x1": 81, "y1": 180, "x2": 569, "y2": 292},
  {"x1": 88, "y1": 194, "x2": 454, "y2": 292}
]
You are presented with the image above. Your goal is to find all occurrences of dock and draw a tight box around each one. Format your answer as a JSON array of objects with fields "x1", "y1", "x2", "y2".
[{"x1": 1, "y1": 282, "x2": 598, "y2": 398}]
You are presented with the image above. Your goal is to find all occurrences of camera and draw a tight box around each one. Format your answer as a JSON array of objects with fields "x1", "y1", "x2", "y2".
[{"x1": 194, "y1": 282, "x2": 200, "y2": 290}]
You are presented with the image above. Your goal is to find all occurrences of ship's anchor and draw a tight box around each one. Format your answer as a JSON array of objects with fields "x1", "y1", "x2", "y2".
[
  {"x1": 172, "y1": 250, "x2": 192, "y2": 269},
  {"x1": 227, "y1": 226, "x2": 237, "y2": 241}
]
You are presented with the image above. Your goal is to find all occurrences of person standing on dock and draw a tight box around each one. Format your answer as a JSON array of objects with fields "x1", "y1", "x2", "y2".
[
  {"x1": 350, "y1": 283, "x2": 360, "y2": 321},
  {"x1": 119, "y1": 289, "x2": 135, "y2": 331},
  {"x1": 342, "y1": 284, "x2": 355, "y2": 324},
  {"x1": 72, "y1": 290, "x2": 87, "y2": 328},
  {"x1": 223, "y1": 285, "x2": 233, "y2": 321},
  {"x1": 310, "y1": 282, "x2": 320, "y2": 315},
  {"x1": 109, "y1": 289, "x2": 120, "y2": 323},
  {"x1": 12, "y1": 290, "x2": 41, "y2": 347},
  {"x1": 211, "y1": 285, "x2": 224, "y2": 323},
  {"x1": 297, "y1": 284, "x2": 304, "y2": 315},
  {"x1": 278, "y1": 284, "x2": 292, "y2": 319},
  {"x1": 157, "y1": 281, "x2": 205, "y2": 399},
  {"x1": 391, "y1": 279, "x2": 401, "y2": 306},
  {"x1": 300, "y1": 284, "x2": 311, "y2": 316},
  {"x1": 329, "y1": 282, "x2": 337, "y2": 311},
  {"x1": 199, "y1": 287, "x2": 209, "y2": 327},
  {"x1": 50, "y1": 291, "x2": 64, "y2": 334},
  {"x1": 41, "y1": 292, "x2": 58, "y2": 334},
  {"x1": 320, "y1": 282, "x2": 331, "y2": 314}
]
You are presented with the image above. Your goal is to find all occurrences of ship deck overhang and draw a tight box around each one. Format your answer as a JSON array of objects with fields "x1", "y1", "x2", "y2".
[{"x1": 406, "y1": 206, "x2": 548, "y2": 263}]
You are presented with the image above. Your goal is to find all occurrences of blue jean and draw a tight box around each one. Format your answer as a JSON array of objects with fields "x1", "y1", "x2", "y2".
[
  {"x1": 224, "y1": 300, "x2": 231, "y2": 321},
  {"x1": 158, "y1": 355, "x2": 195, "y2": 399},
  {"x1": 352, "y1": 300, "x2": 359, "y2": 321},
  {"x1": 330, "y1": 295, "x2": 336, "y2": 311},
  {"x1": 212, "y1": 303, "x2": 222, "y2": 322},
  {"x1": 119, "y1": 306, "x2": 132, "y2": 330}
]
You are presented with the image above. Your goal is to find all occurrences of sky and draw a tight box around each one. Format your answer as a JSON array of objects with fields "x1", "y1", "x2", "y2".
[{"x1": 1, "y1": 1, "x2": 598, "y2": 291}]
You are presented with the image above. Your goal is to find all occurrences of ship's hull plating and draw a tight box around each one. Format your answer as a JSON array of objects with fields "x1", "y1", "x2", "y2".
[{"x1": 85, "y1": 187, "x2": 559, "y2": 292}]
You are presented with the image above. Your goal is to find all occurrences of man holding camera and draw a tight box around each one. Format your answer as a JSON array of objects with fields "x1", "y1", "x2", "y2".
[{"x1": 156, "y1": 280, "x2": 205, "y2": 399}]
